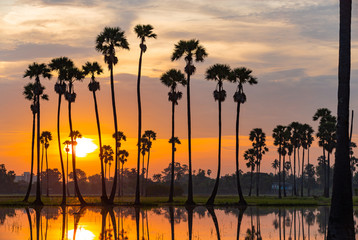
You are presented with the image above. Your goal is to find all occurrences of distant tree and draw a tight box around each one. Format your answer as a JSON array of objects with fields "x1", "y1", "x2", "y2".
[
  {"x1": 112, "y1": 131, "x2": 127, "y2": 197},
  {"x1": 153, "y1": 174, "x2": 162, "y2": 183},
  {"x1": 96, "y1": 26, "x2": 129, "y2": 204},
  {"x1": 171, "y1": 39, "x2": 208, "y2": 205},
  {"x1": 102, "y1": 145, "x2": 114, "y2": 180},
  {"x1": 229, "y1": 67, "x2": 257, "y2": 206},
  {"x1": 142, "y1": 130, "x2": 157, "y2": 196},
  {"x1": 23, "y1": 62, "x2": 52, "y2": 205},
  {"x1": 134, "y1": 24, "x2": 156, "y2": 205},
  {"x1": 244, "y1": 148, "x2": 256, "y2": 196},
  {"x1": 289, "y1": 121, "x2": 302, "y2": 196},
  {"x1": 205, "y1": 63, "x2": 231, "y2": 205},
  {"x1": 40, "y1": 131, "x2": 52, "y2": 197},
  {"x1": 305, "y1": 164, "x2": 315, "y2": 196},
  {"x1": 118, "y1": 149, "x2": 129, "y2": 197},
  {"x1": 49, "y1": 57, "x2": 73, "y2": 205},
  {"x1": 273, "y1": 125, "x2": 287, "y2": 198},
  {"x1": 300, "y1": 124, "x2": 314, "y2": 197},
  {"x1": 0, "y1": 164, "x2": 16, "y2": 194},
  {"x1": 249, "y1": 128, "x2": 269, "y2": 196},
  {"x1": 63, "y1": 140, "x2": 71, "y2": 196},
  {"x1": 272, "y1": 159, "x2": 279, "y2": 175},
  {"x1": 139, "y1": 137, "x2": 149, "y2": 196}
]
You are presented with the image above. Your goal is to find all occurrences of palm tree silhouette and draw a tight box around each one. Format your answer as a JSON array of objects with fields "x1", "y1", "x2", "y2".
[
  {"x1": 102, "y1": 145, "x2": 114, "y2": 181},
  {"x1": 64, "y1": 65, "x2": 85, "y2": 205},
  {"x1": 313, "y1": 108, "x2": 336, "y2": 197},
  {"x1": 244, "y1": 148, "x2": 255, "y2": 196},
  {"x1": 40, "y1": 131, "x2": 52, "y2": 197},
  {"x1": 272, "y1": 159, "x2": 279, "y2": 175},
  {"x1": 205, "y1": 64, "x2": 231, "y2": 205},
  {"x1": 23, "y1": 83, "x2": 48, "y2": 202},
  {"x1": 142, "y1": 130, "x2": 157, "y2": 197},
  {"x1": 96, "y1": 27, "x2": 129, "y2": 204},
  {"x1": 300, "y1": 124, "x2": 314, "y2": 197},
  {"x1": 289, "y1": 121, "x2": 302, "y2": 196},
  {"x1": 49, "y1": 57, "x2": 73, "y2": 205},
  {"x1": 229, "y1": 67, "x2": 257, "y2": 205},
  {"x1": 160, "y1": 69, "x2": 186, "y2": 202},
  {"x1": 82, "y1": 61, "x2": 108, "y2": 204},
  {"x1": 23, "y1": 62, "x2": 52, "y2": 205},
  {"x1": 63, "y1": 140, "x2": 71, "y2": 196},
  {"x1": 140, "y1": 136, "x2": 150, "y2": 196},
  {"x1": 134, "y1": 24, "x2": 157, "y2": 205},
  {"x1": 273, "y1": 125, "x2": 285, "y2": 199},
  {"x1": 249, "y1": 128, "x2": 269, "y2": 197},
  {"x1": 171, "y1": 39, "x2": 208, "y2": 205},
  {"x1": 118, "y1": 149, "x2": 129, "y2": 197},
  {"x1": 112, "y1": 131, "x2": 127, "y2": 198}
]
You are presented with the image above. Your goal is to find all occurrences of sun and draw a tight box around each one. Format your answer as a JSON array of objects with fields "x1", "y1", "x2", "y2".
[
  {"x1": 64, "y1": 137, "x2": 98, "y2": 157},
  {"x1": 67, "y1": 227, "x2": 95, "y2": 240}
]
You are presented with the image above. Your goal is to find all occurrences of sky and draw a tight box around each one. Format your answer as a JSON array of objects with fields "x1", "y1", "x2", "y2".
[{"x1": 0, "y1": 0, "x2": 357, "y2": 178}]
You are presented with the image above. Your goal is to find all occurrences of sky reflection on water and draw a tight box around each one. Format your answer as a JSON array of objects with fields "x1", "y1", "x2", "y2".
[{"x1": 0, "y1": 206, "x2": 353, "y2": 239}]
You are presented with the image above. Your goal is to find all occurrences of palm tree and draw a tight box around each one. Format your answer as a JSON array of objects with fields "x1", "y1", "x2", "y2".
[
  {"x1": 134, "y1": 24, "x2": 157, "y2": 205},
  {"x1": 249, "y1": 128, "x2": 269, "y2": 197},
  {"x1": 300, "y1": 124, "x2": 314, "y2": 197},
  {"x1": 23, "y1": 83, "x2": 48, "y2": 202},
  {"x1": 64, "y1": 65, "x2": 85, "y2": 205},
  {"x1": 160, "y1": 69, "x2": 186, "y2": 202},
  {"x1": 118, "y1": 149, "x2": 129, "y2": 197},
  {"x1": 112, "y1": 131, "x2": 127, "y2": 198},
  {"x1": 49, "y1": 57, "x2": 73, "y2": 205},
  {"x1": 171, "y1": 39, "x2": 208, "y2": 205},
  {"x1": 63, "y1": 140, "x2": 71, "y2": 196},
  {"x1": 244, "y1": 148, "x2": 256, "y2": 197},
  {"x1": 102, "y1": 145, "x2": 114, "y2": 180},
  {"x1": 40, "y1": 131, "x2": 52, "y2": 197},
  {"x1": 205, "y1": 64, "x2": 231, "y2": 205},
  {"x1": 229, "y1": 67, "x2": 257, "y2": 205},
  {"x1": 328, "y1": 1, "x2": 354, "y2": 237},
  {"x1": 142, "y1": 130, "x2": 157, "y2": 197},
  {"x1": 82, "y1": 61, "x2": 108, "y2": 204},
  {"x1": 140, "y1": 137, "x2": 150, "y2": 196},
  {"x1": 289, "y1": 121, "x2": 302, "y2": 196},
  {"x1": 272, "y1": 159, "x2": 279, "y2": 175},
  {"x1": 273, "y1": 125, "x2": 287, "y2": 198},
  {"x1": 23, "y1": 62, "x2": 52, "y2": 205},
  {"x1": 68, "y1": 130, "x2": 82, "y2": 197},
  {"x1": 96, "y1": 27, "x2": 129, "y2": 204},
  {"x1": 313, "y1": 108, "x2": 336, "y2": 197}
]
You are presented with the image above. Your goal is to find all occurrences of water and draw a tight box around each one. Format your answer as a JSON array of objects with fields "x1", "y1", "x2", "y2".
[{"x1": 0, "y1": 206, "x2": 349, "y2": 239}]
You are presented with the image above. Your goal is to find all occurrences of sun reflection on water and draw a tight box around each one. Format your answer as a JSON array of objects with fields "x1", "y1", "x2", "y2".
[{"x1": 67, "y1": 227, "x2": 95, "y2": 240}]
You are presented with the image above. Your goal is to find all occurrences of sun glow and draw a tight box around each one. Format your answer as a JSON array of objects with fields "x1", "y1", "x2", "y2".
[
  {"x1": 67, "y1": 227, "x2": 95, "y2": 240},
  {"x1": 64, "y1": 137, "x2": 98, "y2": 157}
]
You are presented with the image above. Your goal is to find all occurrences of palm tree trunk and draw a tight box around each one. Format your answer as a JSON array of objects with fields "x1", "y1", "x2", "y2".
[
  {"x1": 145, "y1": 148, "x2": 151, "y2": 197},
  {"x1": 67, "y1": 152, "x2": 70, "y2": 197},
  {"x1": 249, "y1": 169, "x2": 253, "y2": 196},
  {"x1": 169, "y1": 206, "x2": 174, "y2": 240},
  {"x1": 141, "y1": 154, "x2": 145, "y2": 196},
  {"x1": 236, "y1": 207, "x2": 245, "y2": 240},
  {"x1": 235, "y1": 101, "x2": 246, "y2": 205},
  {"x1": 328, "y1": 1, "x2": 354, "y2": 238},
  {"x1": 34, "y1": 93, "x2": 43, "y2": 205},
  {"x1": 135, "y1": 46, "x2": 144, "y2": 205},
  {"x1": 24, "y1": 111, "x2": 35, "y2": 202},
  {"x1": 109, "y1": 65, "x2": 119, "y2": 204},
  {"x1": 169, "y1": 99, "x2": 175, "y2": 202},
  {"x1": 57, "y1": 94, "x2": 66, "y2": 205},
  {"x1": 293, "y1": 147, "x2": 297, "y2": 196},
  {"x1": 323, "y1": 148, "x2": 327, "y2": 197},
  {"x1": 297, "y1": 147, "x2": 300, "y2": 193},
  {"x1": 327, "y1": 153, "x2": 330, "y2": 197},
  {"x1": 207, "y1": 207, "x2": 221, "y2": 239},
  {"x1": 206, "y1": 92, "x2": 222, "y2": 205},
  {"x1": 301, "y1": 149, "x2": 305, "y2": 197},
  {"x1": 26, "y1": 207, "x2": 33, "y2": 240},
  {"x1": 41, "y1": 143, "x2": 44, "y2": 192},
  {"x1": 283, "y1": 155, "x2": 286, "y2": 197},
  {"x1": 46, "y1": 148, "x2": 49, "y2": 197},
  {"x1": 279, "y1": 150, "x2": 282, "y2": 199},
  {"x1": 308, "y1": 147, "x2": 310, "y2": 197},
  {"x1": 92, "y1": 90, "x2": 107, "y2": 203},
  {"x1": 185, "y1": 73, "x2": 195, "y2": 205},
  {"x1": 68, "y1": 84, "x2": 86, "y2": 206}
]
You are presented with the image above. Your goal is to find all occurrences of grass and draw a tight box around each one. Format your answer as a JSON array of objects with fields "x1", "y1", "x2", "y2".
[{"x1": 0, "y1": 195, "x2": 339, "y2": 207}]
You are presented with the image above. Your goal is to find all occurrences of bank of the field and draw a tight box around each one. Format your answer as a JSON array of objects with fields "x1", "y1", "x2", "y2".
[{"x1": 0, "y1": 195, "x2": 348, "y2": 207}]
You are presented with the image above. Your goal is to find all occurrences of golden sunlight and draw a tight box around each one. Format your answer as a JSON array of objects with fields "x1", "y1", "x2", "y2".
[
  {"x1": 67, "y1": 227, "x2": 95, "y2": 240},
  {"x1": 64, "y1": 137, "x2": 98, "y2": 158}
]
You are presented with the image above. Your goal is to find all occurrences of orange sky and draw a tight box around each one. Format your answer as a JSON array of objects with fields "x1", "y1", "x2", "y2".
[{"x1": 0, "y1": 0, "x2": 358, "y2": 177}]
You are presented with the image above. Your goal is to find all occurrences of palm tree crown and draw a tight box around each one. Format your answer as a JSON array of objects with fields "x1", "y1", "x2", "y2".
[
  {"x1": 95, "y1": 27, "x2": 130, "y2": 68},
  {"x1": 230, "y1": 67, "x2": 257, "y2": 104},
  {"x1": 134, "y1": 24, "x2": 157, "y2": 52},
  {"x1": 205, "y1": 64, "x2": 231, "y2": 102},
  {"x1": 24, "y1": 63, "x2": 52, "y2": 82},
  {"x1": 83, "y1": 61, "x2": 103, "y2": 92}
]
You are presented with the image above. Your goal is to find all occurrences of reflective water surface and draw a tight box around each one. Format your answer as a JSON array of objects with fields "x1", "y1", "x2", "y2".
[{"x1": 0, "y1": 206, "x2": 356, "y2": 239}]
